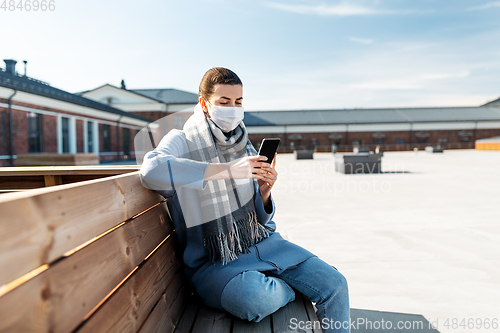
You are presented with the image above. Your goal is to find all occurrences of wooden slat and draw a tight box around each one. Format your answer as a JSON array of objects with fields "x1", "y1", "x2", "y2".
[
  {"x1": 0, "y1": 175, "x2": 45, "y2": 189},
  {"x1": 191, "y1": 306, "x2": 232, "y2": 333},
  {"x1": 232, "y1": 315, "x2": 272, "y2": 333},
  {"x1": 60, "y1": 174, "x2": 122, "y2": 186},
  {"x1": 44, "y1": 175, "x2": 62, "y2": 187},
  {"x1": 0, "y1": 165, "x2": 139, "y2": 176},
  {"x1": 14, "y1": 153, "x2": 100, "y2": 166},
  {"x1": 0, "y1": 203, "x2": 171, "y2": 333},
  {"x1": 301, "y1": 294, "x2": 321, "y2": 333},
  {"x1": 271, "y1": 292, "x2": 315, "y2": 333},
  {"x1": 0, "y1": 189, "x2": 27, "y2": 193},
  {"x1": 172, "y1": 300, "x2": 199, "y2": 333},
  {"x1": 0, "y1": 171, "x2": 163, "y2": 287},
  {"x1": 137, "y1": 272, "x2": 189, "y2": 333},
  {"x1": 0, "y1": 166, "x2": 140, "y2": 190},
  {"x1": 76, "y1": 235, "x2": 181, "y2": 332}
]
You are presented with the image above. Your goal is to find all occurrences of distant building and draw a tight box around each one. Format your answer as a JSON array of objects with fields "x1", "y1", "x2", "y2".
[
  {"x1": 244, "y1": 104, "x2": 500, "y2": 152},
  {"x1": 0, "y1": 59, "x2": 153, "y2": 166},
  {"x1": 482, "y1": 97, "x2": 500, "y2": 108},
  {"x1": 79, "y1": 84, "x2": 198, "y2": 129}
]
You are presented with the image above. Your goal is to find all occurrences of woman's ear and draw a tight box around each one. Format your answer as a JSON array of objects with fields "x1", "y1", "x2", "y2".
[{"x1": 199, "y1": 96, "x2": 209, "y2": 114}]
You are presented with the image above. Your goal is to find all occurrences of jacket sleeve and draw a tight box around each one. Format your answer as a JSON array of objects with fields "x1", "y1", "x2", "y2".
[
  {"x1": 139, "y1": 129, "x2": 209, "y2": 194},
  {"x1": 254, "y1": 181, "x2": 276, "y2": 231}
]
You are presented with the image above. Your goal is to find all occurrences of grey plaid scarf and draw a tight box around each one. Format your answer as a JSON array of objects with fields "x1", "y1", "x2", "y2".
[{"x1": 183, "y1": 104, "x2": 272, "y2": 265}]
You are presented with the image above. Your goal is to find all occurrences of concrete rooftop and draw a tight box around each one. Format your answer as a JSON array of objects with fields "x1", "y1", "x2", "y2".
[{"x1": 271, "y1": 149, "x2": 500, "y2": 333}]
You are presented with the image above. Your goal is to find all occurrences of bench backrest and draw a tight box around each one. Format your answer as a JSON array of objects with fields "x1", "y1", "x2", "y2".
[{"x1": 0, "y1": 171, "x2": 188, "y2": 332}]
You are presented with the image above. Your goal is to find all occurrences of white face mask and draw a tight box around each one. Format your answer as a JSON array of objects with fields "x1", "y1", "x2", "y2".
[{"x1": 205, "y1": 99, "x2": 245, "y2": 132}]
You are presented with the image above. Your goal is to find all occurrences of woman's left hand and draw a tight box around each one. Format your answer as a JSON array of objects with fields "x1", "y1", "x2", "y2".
[{"x1": 257, "y1": 153, "x2": 277, "y2": 206}]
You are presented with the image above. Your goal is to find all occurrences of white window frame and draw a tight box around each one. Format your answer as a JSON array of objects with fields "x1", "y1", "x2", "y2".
[
  {"x1": 83, "y1": 120, "x2": 99, "y2": 156},
  {"x1": 57, "y1": 115, "x2": 77, "y2": 154}
]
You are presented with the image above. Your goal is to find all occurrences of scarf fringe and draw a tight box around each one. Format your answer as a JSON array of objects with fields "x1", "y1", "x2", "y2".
[{"x1": 204, "y1": 210, "x2": 273, "y2": 265}]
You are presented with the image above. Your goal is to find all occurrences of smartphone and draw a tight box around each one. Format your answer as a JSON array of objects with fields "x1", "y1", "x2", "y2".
[{"x1": 257, "y1": 138, "x2": 281, "y2": 164}]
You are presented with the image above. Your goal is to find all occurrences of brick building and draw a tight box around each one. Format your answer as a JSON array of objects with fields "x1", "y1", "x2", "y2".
[
  {"x1": 79, "y1": 83, "x2": 197, "y2": 126},
  {"x1": 244, "y1": 104, "x2": 500, "y2": 152},
  {"x1": 0, "y1": 59, "x2": 154, "y2": 167}
]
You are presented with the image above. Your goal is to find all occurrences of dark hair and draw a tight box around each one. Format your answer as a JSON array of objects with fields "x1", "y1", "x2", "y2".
[{"x1": 199, "y1": 67, "x2": 242, "y2": 100}]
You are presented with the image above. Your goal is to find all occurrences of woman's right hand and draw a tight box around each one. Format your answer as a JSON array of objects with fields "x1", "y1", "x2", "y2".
[
  {"x1": 204, "y1": 155, "x2": 269, "y2": 181},
  {"x1": 227, "y1": 155, "x2": 269, "y2": 179}
]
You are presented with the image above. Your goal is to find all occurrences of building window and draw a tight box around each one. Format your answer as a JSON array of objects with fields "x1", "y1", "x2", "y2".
[
  {"x1": 103, "y1": 124, "x2": 111, "y2": 152},
  {"x1": 328, "y1": 133, "x2": 343, "y2": 146},
  {"x1": 457, "y1": 130, "x2": 472, "y2": 142},
  {"x1": 28, "y1": 112, "x2": 43, "y2": 153},
  {"x1": 395, "y1": 139, "x2": 405, "y2": 144},
  {"x1": 415, "y1": 132, "x2": 430, "y2": 144},
  {"x1": 352, "y1": 140, "x2": 361, "y2": 146},
  {"x1": 61, "y1": 117, "x2": 70, "y2": 153},
  {"x1": 371, "y1": 132, "x2": 386, "y2": 145},
  {"x1": 174, "y1": 115, "x2": 183, "y2": 129},
  {"x1": 288, "y1": 134, "x2": 303, "y2": 151},
  {"x1": 87, "y1": 121, "x2": 93, "y2": 153},
  {"x1": 438, "y1": 138, "x2": 448, "y2": 145},
  {"x1": 123, "y1": 127, "x2": 130, "y2": 158}
]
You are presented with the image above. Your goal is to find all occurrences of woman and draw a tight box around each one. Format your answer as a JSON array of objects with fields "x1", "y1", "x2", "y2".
[{"x1": 140, "y1": 67, "x2": 350, "y2": 332}]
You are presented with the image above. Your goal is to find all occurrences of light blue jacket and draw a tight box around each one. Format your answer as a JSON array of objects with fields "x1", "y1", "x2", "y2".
[{"x1": 139, "y1": 129, "x2": 315, "y2": 310}]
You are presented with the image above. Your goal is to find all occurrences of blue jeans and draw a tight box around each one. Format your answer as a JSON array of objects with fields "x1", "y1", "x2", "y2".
[{"x1": 220, "y1": 256, "x2": 350, "y2": 333}]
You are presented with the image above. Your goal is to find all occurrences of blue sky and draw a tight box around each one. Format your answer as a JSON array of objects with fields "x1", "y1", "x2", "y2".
[{"x1": 1, "y1": 0, "x2": 500, "y2": 110}]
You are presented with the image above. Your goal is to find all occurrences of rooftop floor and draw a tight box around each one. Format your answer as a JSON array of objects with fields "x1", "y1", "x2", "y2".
[{"x1": 271, "y1": 149, "x2": 500, "y2": 333}]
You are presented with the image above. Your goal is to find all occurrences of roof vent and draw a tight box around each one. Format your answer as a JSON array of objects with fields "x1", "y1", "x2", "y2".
[{"x1": 3, "y1": 59, "x2": 17, "y2": 75}]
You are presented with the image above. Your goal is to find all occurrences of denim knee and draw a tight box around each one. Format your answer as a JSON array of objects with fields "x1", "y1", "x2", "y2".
[
  {"x1": 320, "y1": 268, "x2": 349, "y2": 305},
  {"x1": 221, "y1": 271, "x2": 295, "y2": 322}
]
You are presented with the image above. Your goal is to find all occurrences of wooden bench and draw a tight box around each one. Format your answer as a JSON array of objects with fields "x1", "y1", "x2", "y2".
[
  {"x1": 0, "y1": 170, "x2": 320, "y2": 332},
  {"x1": 0, "y1": 165, "x2": 139, "y2": 193},
  {"x1": 15, "y1": 153, "x2": 100, "y2": 166}
]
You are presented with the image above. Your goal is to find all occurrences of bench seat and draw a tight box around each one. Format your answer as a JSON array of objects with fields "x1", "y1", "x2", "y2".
[
  {"x1": 0, "y1": 169, "x2": 319, "y2": 333},
  {"x1": 176, "y1": 292, "x2": 320, "y2": 333}
]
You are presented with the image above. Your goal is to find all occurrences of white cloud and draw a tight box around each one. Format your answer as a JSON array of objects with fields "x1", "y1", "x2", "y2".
[
  {"x1": 349, "y1": 37, "x2": 374, "y2": 44},
  {"x1": 349, "y1": 70, "x2": 471, "y2": 90},
  {"x1": 468, "y1": 1, "x2": 500, "y2": 10},
  {"x1": 266, "y1": 2, "x2": 402, "y2": 16},
  {"x1": 265, "y1": 2, "x2": 431, "y2": 16}
]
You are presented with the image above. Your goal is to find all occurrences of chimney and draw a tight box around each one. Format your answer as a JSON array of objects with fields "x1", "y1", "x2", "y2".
[{"x1": 4, "y1": 59, "x2": 17, "y2": 75}]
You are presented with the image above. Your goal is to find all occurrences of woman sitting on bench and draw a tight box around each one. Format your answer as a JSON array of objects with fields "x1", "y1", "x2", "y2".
[{"x1": 140, "y1": 67, "x2": 350, "y2": 333}]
